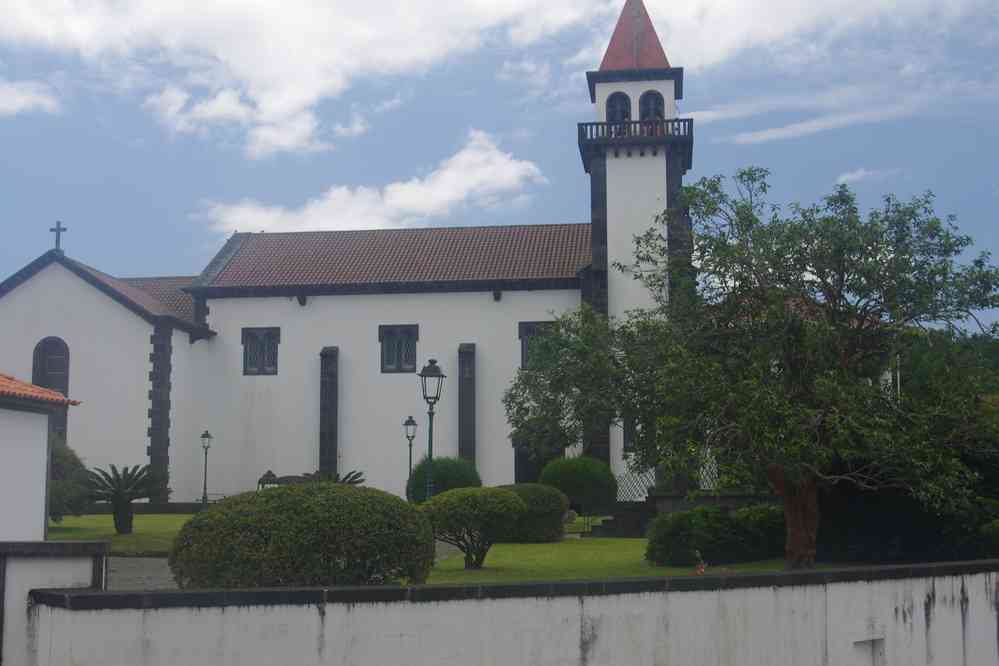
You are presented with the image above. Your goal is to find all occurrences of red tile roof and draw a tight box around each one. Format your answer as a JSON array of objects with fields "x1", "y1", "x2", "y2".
[
  {"x1": 600, "y1": 0, "x2": 671, "y2": 71},
  {"x1": 121, "y1": 276, "x2": 198, "y2": 324},
  {"x1": 201, "y1": 224, "x2": 592, "y2": 289},
  {"x1": 0, "y1": 373, "x2": 79, "y2": 407}
]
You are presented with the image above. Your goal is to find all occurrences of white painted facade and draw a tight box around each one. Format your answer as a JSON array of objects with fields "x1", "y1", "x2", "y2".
[
  {"x1": 25, "y1": 568, "x2": 999, "y2": 666},
  {"x1": 169, "y1": 289, "x2": 580, "y2": 500},
  {"x1": 0, "y1": 263, "x2": 152, "y2": 474},
  {"x1": 0, "y1": 408, "x2": 49, "y2": 540}
]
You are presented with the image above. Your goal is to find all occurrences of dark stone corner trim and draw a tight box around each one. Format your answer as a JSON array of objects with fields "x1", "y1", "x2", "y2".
[{"x1": 29, "y1": 560, "x2": 999, "y2": 612}]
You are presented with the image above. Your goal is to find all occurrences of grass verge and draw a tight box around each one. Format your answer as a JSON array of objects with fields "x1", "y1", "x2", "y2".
[
  {"x1": 428, "y1": 538, "x2": 784, "y2": 585},
  {"x1": 48, "y1": 514, "x2": 193, "y2": 557}
]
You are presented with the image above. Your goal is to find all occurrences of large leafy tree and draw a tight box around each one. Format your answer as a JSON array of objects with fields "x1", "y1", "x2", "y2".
[{"x1": 504, "y1": 168, "x2": 999, "y2": 568}]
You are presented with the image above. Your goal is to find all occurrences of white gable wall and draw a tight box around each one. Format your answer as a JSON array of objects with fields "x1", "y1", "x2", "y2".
[
  {"x1": 181, "y1": 288, "x2": 581, "y2": 500},
  {"x1": 0, "y1": 263, "x2": 152, "y2": 473}
]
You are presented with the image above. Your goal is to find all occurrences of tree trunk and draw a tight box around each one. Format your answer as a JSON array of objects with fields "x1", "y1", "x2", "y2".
[
  {"x1": 112, "y1": 502, "x2": 134, "y2": 535},
  {"x1": 767, "y1": 465, "x2": 820, "y2": 569}
]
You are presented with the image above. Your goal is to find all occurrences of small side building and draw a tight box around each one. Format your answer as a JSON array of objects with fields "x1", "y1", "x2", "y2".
[{"x1": 0, "y1": 372, "x2": 79, "y2": 541}]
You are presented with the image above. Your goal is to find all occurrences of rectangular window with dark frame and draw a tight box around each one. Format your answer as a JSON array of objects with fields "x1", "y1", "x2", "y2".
[
  {"x1": 242, "y1": 327, "x2": 280, "y2": 376},
  {"x1": 518, "y1": 321, "x2": 555, "y2": 368},
  {"x1": 379, "y1": 325, "x2": 419, "y2": 373}
]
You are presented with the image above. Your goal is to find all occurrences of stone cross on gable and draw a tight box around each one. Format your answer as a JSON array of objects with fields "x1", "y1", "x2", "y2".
[{"x1": 50, "y1": 221, "x2": 67, "y2": 251}]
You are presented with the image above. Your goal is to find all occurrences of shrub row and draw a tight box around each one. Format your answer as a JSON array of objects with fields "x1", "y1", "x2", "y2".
[
  {"x1": 169, "y1": 483, "x2": 434, "y2": 588},
  {"x1": 407, "y1": 457, "x2": 482, "y2": 503},
  {"x1": 538, "y1": 456, "x2": 617, "y2": 516},
  {"x1": 646, "y1": 504, "x2": 785, "y2": 567}
]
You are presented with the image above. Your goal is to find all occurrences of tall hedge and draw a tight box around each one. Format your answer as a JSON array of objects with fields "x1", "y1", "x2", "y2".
[
  {"x1": 497, "y1": 483, "x2": 569, "y2": 543},
  {"x1": 169, "y1": 484, "x2": 434, "y2": 588},
  {"x1": 407, "y1": 456, "x2": 481, "y2": 503},
  {"x1": 539, "y1": 456, "x2": 617, "y2": 516},
  {"x1": 645, "y1": 504, "x2": 785, "y2": 567}
]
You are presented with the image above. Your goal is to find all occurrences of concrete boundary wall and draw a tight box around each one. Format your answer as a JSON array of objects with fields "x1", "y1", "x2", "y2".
[
  {"x1": 25, "y1": 560, "x2": 999, "y2": 666},
  {"x1": 1, "y1": 541, "x2": 107, "y2": 666}
]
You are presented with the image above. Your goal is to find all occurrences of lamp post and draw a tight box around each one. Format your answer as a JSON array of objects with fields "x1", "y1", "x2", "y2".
[
  {"x1": 200, "y1": 430, "x2": 213, "y2": 506},
  {"x1": 417, "y1": 359, "x2": 446, "y2": 500},
  {"x1": 403, "y1": 415, "x2": 417, "y2": 494}
]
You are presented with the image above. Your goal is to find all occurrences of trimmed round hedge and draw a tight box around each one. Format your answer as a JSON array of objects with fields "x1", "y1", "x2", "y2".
[
  {"x1": 645, "y1": 504, "x2": 785, "y2": 567},
  {"x1": 423, "y1": 487, "x2": 526, "y2": 569},
  {"x1": 407, "y1": 456, "x2": 482, "y2": 503},
  {"x1": 497, "y1": 483, "x2": 569, "y2": 543},
  {"x1": 539, "y1": 456, "x2": 617, "y2": 516},
  {"x1": 169, "y1": 484, "x2": 434, "y2": 588}
]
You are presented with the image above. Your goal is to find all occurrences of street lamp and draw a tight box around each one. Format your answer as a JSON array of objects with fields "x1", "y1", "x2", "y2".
[
  {"x1": 403, "y1": 415, "x2": 417, "y2": 494},
  {"x1": 200, "y1": 430, "x2": 213, "y2": 506},
  {"x1": 417, "y1": 359, "x2": 446, "y2": 500}
]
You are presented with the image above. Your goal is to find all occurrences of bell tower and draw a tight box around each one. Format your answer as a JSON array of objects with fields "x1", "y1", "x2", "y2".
[
  {"x1": 578, "y1": 0, "x2": 693, "y2": 468},
  {"x1": 578, "y1": 0, "x2": 693, "y2": 322}
]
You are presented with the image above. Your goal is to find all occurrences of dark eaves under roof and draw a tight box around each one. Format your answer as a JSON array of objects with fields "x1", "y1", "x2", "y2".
[
  {"x1": 0, "y1": 250, "x2": 213, "y2": 338},
  {"x1": 187, "y1": 224, "x2": 593, "y2": 298}
]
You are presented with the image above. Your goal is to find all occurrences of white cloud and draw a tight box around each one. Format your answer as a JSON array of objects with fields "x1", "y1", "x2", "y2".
[
  {"x1": 583, "y1": 0, "x2": 982, "y2": 71},
  {"x1": 689, "y1": 85, "x2": 868, "y2": 125},
  {"x1": 206, "y1": 129, "x2": 546, "y2": 233},
  {"x1": 0, "y1": 1, "x2": 608, "y2": 155},
  {"x1": 334, "y1": 112, "x2": 370, "y2": 138},
  {"x1": 247, "y1": 112, "x2": 330, "y2": 159},
  {"x1": 187, "y1": 88, "x2": 254, "y2": 125},
  {"x1": 0, "y1": 79, "x2": 59, "y2": 116},
  {"x1": 836, "y1": 168, "x2": 901, "y2": 185},
  {"x1": 1, "y1": 0, "x2": 988, "y2": 153},
  {"x1": 498, "y1": 59, "x2": 553, "y2": 93},
  {"x1": 727, "y1": 103, "x2": 914, "y2": 144}
]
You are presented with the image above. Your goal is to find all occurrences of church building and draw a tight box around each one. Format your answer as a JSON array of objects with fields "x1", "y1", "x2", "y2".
[{"x1": 0, "y1": 0, "x2": 693, "y2": 502}]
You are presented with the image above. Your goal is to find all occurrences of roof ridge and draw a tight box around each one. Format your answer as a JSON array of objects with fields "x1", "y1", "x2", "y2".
[
  {"x1": 232, "y1": 222, "x2": 590, "y2": 237},
  {"x1": 121, "y1": 275, "x2": 198, "y2": 282}
]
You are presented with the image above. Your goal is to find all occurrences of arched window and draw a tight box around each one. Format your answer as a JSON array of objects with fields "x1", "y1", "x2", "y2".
[
  {"x1": 32, "y1": 337, "x2": 70, "y2": 438},
  {"x1": 639, "y1": 91, "x2": 665, "y2": 122},
  {"x1": 606, "y1": 92, "x2": 632, "y2": 124}
]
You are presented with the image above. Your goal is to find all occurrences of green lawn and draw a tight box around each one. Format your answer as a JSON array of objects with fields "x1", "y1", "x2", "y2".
[
  {"x1": 49, "y1": 514, "x2": 192, "y2": 556},
  {"x1": 428, "y1": 538, "x2": 784, "y2": 585},
  {"x1": 50, "y1": 515, "x2": 787, "y2": 582}
]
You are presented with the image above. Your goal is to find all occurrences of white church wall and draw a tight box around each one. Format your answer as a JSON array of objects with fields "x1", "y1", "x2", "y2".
[
  {"x1": 0, "y1": 408, "x2": 49, "y2": 540},
  {"x1": 188, "y1": 288, "x2": 581, "y2": 499},
  {"x1": 605, "y1": 151, "x2": 669, "y2": 321},
  {"x1": 594, "y1": 79, "x2": 677, "y2": 123},
  {"x1": 0, "y1": 263, "x2": 152, "y2": 473}
]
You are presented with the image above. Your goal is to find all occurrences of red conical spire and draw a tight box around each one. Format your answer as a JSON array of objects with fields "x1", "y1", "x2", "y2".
[{"x1": 599, "y1": 0, "x2": 671, "y2": 71}]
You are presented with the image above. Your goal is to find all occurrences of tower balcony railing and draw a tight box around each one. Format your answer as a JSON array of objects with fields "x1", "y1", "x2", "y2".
[{"x1": 578, "y1": 118, "x2": 694, "y2": 173}]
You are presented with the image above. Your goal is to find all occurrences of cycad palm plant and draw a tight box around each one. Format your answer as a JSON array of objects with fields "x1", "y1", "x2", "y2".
[
  {"x1": 302, "y1": 469, "x2": 365, "y2": 485},
  {"x1": 86, "y1": 464, "x2": 164, "y2": 534}
]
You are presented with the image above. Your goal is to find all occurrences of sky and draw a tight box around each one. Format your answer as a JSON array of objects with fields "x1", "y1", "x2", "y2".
[{"x1": 1, "y1": 0, "x2": 997, "y2": 299}]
